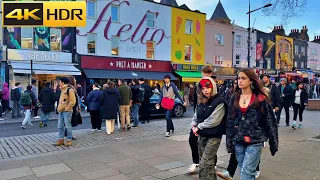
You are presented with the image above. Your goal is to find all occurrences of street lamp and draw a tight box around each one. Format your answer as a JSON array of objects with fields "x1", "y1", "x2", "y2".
[{"x1": 246, "y1": 1, "x2": 272, "y2": 68}]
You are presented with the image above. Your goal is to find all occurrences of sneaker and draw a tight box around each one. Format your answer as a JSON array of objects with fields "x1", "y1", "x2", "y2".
[
  {"x1": 292, "y1": 124, "x2": 296, "y2": 129},
  {"x1": 29, "y1": 123, "x2": 33, "y2": 127},
  {"x1": 44, "y1": 124, "x2": 48, "y2": 127},
  {"x1": 255, "y1": 171, "x2": 261, "y2": 179},
  {"x1": 165, "y1": 132, "x2": 170, "y2": 137},
  {"x1": 55, "y1": 139, "x2": 64, "y2": 146},
  {"x1": 127, "y1": 125, "x2": 131, "y2": 130},
  {"x1": 170, "y1": 130, "x2": 174, "y2": 134},
  {"x1": 91, "y1": 129, "x2": 97, "y2": 132},
  {"x1": 187, "y1": 164, "x2": 199, "y2": 173},
  {"x1": 298, "y1": 124, "x2": 303, "y2": 129},
  {"x1": 34, "y1": 116, "x2": 40, "y2": 119},
  {"x1": 85, "y1": 106, "x2": 87, "y2": 111},
  {"x1": 21, "y1": 125, "x2": 26, "y2": 129},
  {"x1": 39, "y1": 122, "x2": 43, "y2": 128},
  {"x1": 2, "y1": 112, "x2": 6, "y2": 115},
  {"x1": 97, "y1": 130, "x2": 102, "y2": 132},
  {"x1": 0, "y1": 118, "x2": 4, "y2": 121},
  {"x1": 263, "y1": 142, "x2": 266, "y2": 148},
  {"x1": 286, "y1": 124, "x2": 290, "y2": 127},
  {"x1": 217, "y1": 170, "x2": 233, "y2": 180},
  {"x1": 65, "y1": 140, "x2": 72, "y2": 147}
]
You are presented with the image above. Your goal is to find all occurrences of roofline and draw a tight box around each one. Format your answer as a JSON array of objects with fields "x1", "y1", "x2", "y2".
[{"x1": 143, "y1": 0, "x2": 206, "y2": 15}]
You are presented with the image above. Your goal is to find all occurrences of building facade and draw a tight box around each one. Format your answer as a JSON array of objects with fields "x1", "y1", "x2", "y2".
[
  {"x1": 256, "y1": 30, "x2": 276, "y2": 70},
  {"x1": 293, "y1": 39, "x2": 308, "y2": 69},
  {"x1": 233, "y1": 25, "x2": 257, "y2": 68},
  {"x1": 308, "y1": 40, "x2": 320, "y2": 71},
  {"x1": 275, "y1": 35, "x2": 294, "y2": 70}
]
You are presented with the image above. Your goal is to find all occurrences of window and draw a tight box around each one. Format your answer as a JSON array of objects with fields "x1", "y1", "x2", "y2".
[
  {"x1": 214, "y1": 55, "x2": 223, "y2": 66},
  {"x1": 301, "y1": 46, "x2": 305, "y2": 56},
  {"x1": 87, "y1": 33, "x2": 96, "y2": 54},
  {"x1": 146, "y1": 12, "x2": 155, "y2": 28},
  {"x1": 215, "y1": 34, "x2": 224, "y2": 45},
  {"x1": 235, "y1": 55, "x2": 240, "y2": 64},
  {"x1": 185, "y1": 45, "x2": 192, "y2": 62},
  {"x1": 21, "y1": 28, "x2": 33, "y2": 49},
  {"x1": 111, "y1": 36, "x2": 119, "y2": 56},
  {"x1": 235, "y1": 35, "x2": 241, "y2": 46},
  {"x1": 146, "y1": 41, "x2": 155, "y2": 59},
  {"x1": 87, "y1": 0, "x2": 96, "y2": 18},
  {"x1": 185, "y1": 20, "x2": 193, "y2": 34},
  {"x1": 295, "y1": 45, "x2": 299, "y2": 55},
  {"x1": 50, "y1": 28, "x2": 61, "y2": 51},
  {"x1": 111, "y1": 5, "x2": 119, "y2": 22},
  {"x1": 311, "y1": 48, "x2": 317, "y2": 55}
]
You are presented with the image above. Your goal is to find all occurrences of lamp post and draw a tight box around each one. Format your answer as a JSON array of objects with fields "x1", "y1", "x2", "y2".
[{"x1": 246, "y1": 1, "x2": 272, "y2": 68}]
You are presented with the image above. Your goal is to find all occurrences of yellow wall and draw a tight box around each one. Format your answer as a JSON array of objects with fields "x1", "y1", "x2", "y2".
[
  {"x1": 275, "y1": 35, "x2": 293, "y2": 70},
  {"x1": 171, "y1": 8, "x2": 205, "y2": 65}
]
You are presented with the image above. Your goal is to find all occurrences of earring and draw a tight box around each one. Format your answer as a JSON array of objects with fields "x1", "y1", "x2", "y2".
[{"x1": 251, "y1": 84, "x2": 254, "y2": 89}]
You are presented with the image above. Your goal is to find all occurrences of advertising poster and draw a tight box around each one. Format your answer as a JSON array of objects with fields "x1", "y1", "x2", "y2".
[
  {"x1": 34, "y1": 27, "x2": 50, "y2": 51},
  {"x1": 3, "y1": 27, "x2": 21, "y2": 49},
  {"x1": 275, "y1": 36, "x2": 293, "y2": 70},
  {"x1": 61, "y1": 28, "x2": 72, "y2": 52}
]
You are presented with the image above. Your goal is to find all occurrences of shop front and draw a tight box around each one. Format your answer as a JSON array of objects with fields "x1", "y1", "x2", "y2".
[
  {"x1": 7, "y1": 49, "x2": 80, "y2": 89},
  {"x1": 80, "y1": 55, "x2": 175, "y2": 90},
  {"x1": 172, "y1": 64, "x2": 203, "y2": 83}
]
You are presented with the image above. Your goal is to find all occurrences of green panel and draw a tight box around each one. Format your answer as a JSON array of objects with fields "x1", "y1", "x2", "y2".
[{"x1": 175, "y1": 71, "x2": 202, "y2": 78}]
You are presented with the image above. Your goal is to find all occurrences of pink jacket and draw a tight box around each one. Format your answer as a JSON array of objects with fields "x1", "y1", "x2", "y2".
[{"x1": 1, "y1": 83, "x2": 10, "y2": 100}]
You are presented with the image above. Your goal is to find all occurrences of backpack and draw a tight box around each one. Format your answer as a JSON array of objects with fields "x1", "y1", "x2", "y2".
[
  {"x1": 20, "y1": 91, "x2": 32, "y2": 106},
  {"x1": 138, "y1": 86, "x2": 145, "y2": 102}
]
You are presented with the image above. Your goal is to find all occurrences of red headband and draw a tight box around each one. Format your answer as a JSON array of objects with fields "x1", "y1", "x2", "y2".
[{"x1": 199, "y1": 79, "x2": 213, "y2": 88}]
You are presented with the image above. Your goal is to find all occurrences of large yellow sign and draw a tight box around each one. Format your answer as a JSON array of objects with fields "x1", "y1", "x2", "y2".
[
  {"x1": 171, "y1": 8, "x2": 205, "y2": 65},
  {"x1": 275, "y1": 35, "x2": 293, "y2": 70}
]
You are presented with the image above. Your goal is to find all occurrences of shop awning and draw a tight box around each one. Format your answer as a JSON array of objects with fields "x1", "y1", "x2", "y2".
[
  {"x1": 174, "y1": 71, "x2": 202, "y2": 82},
  {"x1": 10, "y1": 62, "x2": 81, "y2": 75},
  {"x1": 83, "y1": 69, "x2": 177, "y2": 80}
]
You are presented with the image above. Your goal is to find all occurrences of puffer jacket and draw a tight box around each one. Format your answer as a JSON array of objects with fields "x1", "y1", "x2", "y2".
[
  {"x1": 226, "y1": 94, "x2": 278, "y2": 154},
  {"x1": 1, "y1": 83, "x2": 10, "y2": 100}
]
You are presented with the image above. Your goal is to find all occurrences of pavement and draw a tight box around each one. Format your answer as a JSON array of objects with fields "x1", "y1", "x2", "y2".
[{"x1": 0, "y1": 110, "x2": 320, "y2": 179}]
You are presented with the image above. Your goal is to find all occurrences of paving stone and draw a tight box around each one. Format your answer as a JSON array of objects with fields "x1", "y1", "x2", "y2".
[
  {"x1": 127, "y1": 167, "x2": 161, "y2": 179},
  {"x1": 63, "y1": 156, "x2": 100, "y2": 168},
  {"x1": 72, "y1": 162, "x2": 110, "y2": 174},
  {"x1": 80, "y1": 168, "x2": 120, "y2": 180},
  {"x1": 38, "y1": 171, "x2": 82, "y2": 180},
  {"x1": 10, "y1": 175, "x2": 38, "y2": 180},
  {"x1": 108, "y1": 158, "x2": 140, "y2": 168},
  {"x1": 165, "y1": 175, "x2": 193, "y2": 180},
  {"x1": 169, "y1": 166, "x2": 189, "y2": 176},
  {"x1": 140, "y1": 176, "x2": 160, "y2": 180},
  {"x1": 117, "y1": 163, "x2": 153, "y2": 175},
  {"x1": 291, "y1": 169, "x2": 320, "y2": 179},
  {"x1": 152, "y1": 171, "x2": 179, "y2": 180},
  {"x1": 97, "y1": 174, "x2": 131, "y2": 180},
  {"x1": 98, "y1": 153, "x2": 130, "y2": 163},
  {"x1": 24, "y1": 155, "x2": 61, "y2": 168},
  {"x1": 0, "y1": 160, "x2": 27, "y2": 171},
  {"x1": 142, "y1": 156, "x2": 174, "y2": 166},
  {"x1": 0, "y1": 166, "x2": 34, "y2": 180},
  {"x1": 153, "y1": 161, "x2": 186, "y2": 171},
  {"x1": 31, "y1": 163, "x2": 72, "y2": 177}
]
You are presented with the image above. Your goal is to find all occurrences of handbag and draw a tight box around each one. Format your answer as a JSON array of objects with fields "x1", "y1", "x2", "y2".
[{"x1": 161, "y1": 97, "x2": 174, "y2": 110}]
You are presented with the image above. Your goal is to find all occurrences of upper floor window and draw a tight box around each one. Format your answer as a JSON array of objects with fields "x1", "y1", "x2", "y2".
[
  {"x1": 146, "y1": 12, "x2": 155, "y2": 28},
  {"x1": 185, "y1": 20, "x2": 193, "y2": 34},
  {"x1": 214, "y1": 55, "x2": 223, "y2": 66},
  {"x1": 146, "y1": 41, "x2": 155, "y2": 59},
  {"x1": 295, "y1": 45, "x2": 299, "y2": 55},
  {"x1": 235, "y1": 35, "x2": 241, "y2": 46},
  {"x1": 311, "y1": 48, "x2": 317, "y2": 55},
  {"x1": 111, "y1": 36, "x2": 119, "y2": 56},
  {"x1": 236, "y1": 55, "x2": 240, "y2": 65},
  {"x1": 215, "y1": 34, "x2": 224, "y2": 45},
  {"x1": 301, "y1": 46, "x2": 305, "y2": 56},
  {"x1": 21, "y1": 27, "x2": 33, "y2": 49},
  {"x1": 87, "y1": 33, "x2": 96, "y2": 54},
  {"x1": 185, "y1": 45, "x2": 192, "y2": 62},
  {"x1": 111, "y1": 5, "x2": 119, "y2": 22},
  {"x1": 50, "y1": 28, "x2": 61, "y2": 51},
  {"x1": 87, "y1": 0, "x2": 96, "y2": 18}
]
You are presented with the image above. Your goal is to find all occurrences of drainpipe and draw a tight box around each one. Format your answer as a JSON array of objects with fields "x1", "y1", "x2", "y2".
[{"x1": 232, "y1": 31, "x2": 235, "y2": 67}]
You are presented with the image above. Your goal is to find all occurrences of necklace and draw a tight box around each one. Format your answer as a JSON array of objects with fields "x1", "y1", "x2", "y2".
[{"x1": 241, "y1": 95, "x2": 251, "y2": 105}]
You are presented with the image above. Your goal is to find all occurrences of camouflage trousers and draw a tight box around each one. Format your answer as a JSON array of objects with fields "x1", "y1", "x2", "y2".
[{"x1": 198, "y1": 137, "x2": 222, "y2": 180}]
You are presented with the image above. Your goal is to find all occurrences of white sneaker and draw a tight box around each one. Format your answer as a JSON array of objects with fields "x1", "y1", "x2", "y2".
[
  {"x1": 29, "y1": 123, "x2": 33, "y2": 127},
  {"x1": 188, "y1": 164, "x2": 199, "y2": 173},
  {"x1": 91, "y1": 129, "x2": 97, "y2": 132},
  {"x1": 34, "y1": 116, "x2": 40, "y2": 119},
  {"x1": 97, "y1": 130, "x2": 102, "y2": 132},
  {"x1": 263, "y1": 142, "x2": 266, "y2": 148},
  {"x1": 165, "y1": 132, "x2": 170, "y2": 137},
  {"x1": 0, "y1": 118, "x2": 4, "y2": 121},
  {"x1": 85, "y1": 106, "x2": 88, "y2": 111},
  {"x1": 255, "y1": 171, "x2": 261, "y2": 179}
]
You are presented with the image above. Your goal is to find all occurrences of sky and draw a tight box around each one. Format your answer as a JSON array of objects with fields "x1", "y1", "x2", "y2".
[{"x1": 154, "y1": 0, "x2": 320, "y2": 41}]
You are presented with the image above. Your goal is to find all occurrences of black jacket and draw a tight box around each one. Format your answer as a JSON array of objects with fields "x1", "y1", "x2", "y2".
[
  {"x1": 131, "y1": 84, "x2": 141, "y2": 104},
  {"x1": 226, "y1": 94, "x2": 278, "y2": 154},
  {"x1": 279, "y1": 85, "x2": 293, "y2": 106},
  {"x1": 11, "y1": 88, "x2": 21, "y2": 101},
  {"x1": 39, "y1": 87, "x2": 56, "y2": 112},
  {"x1": 196, "y1": 94, "x2": 228, "y2": 138},
  {"x1": 140, "y1": 83, "x2": 152, "y2": 102},
  {"x1": 292, "y1": 89, "x2": 308, "y2": 107},
  {"x1": 100, "y1": 88, "x2": 121, "y2": 119},
  {"x1": 264, "y1": 83, "x2": 280, "y2": 109}
]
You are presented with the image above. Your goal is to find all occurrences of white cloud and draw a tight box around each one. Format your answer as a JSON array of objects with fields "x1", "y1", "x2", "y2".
[{"x1": 153, "y1": 0, "x2": 219, "y2": 10}]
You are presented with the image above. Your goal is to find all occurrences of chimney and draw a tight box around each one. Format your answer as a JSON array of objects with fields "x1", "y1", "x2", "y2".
[
  {"x1": 272, "y1": 25, "x2": 286, "y2": 36},
  {"x1": 313, "y1": 36, "x2": 320, "y2": 44},
  {"x1": 299, "y1": 26, "x2": 309, "y2": 41}
]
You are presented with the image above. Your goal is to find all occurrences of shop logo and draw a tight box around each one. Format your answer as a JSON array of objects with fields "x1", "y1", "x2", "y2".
[{"x1": 2, "y1": 2, "x2": 86, "y2": 27}]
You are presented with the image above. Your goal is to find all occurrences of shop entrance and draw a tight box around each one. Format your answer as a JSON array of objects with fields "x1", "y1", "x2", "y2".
[{"x1": 33, "y1": 74, "x2": 62, "y2": 92}]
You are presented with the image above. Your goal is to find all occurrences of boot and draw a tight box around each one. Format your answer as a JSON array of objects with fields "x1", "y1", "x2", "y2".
[
  {"x1": 65, "y1": 140, "x2": 72, "y2": 147},
  {"x1": 55, "y1": 139, "x2": 64, "y2": 146}
]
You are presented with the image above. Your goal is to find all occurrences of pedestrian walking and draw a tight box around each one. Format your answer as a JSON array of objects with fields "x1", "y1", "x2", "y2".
[
  {"x1": 310, "y1": 81, "x2": 319, "y2": 99},
  {"x1": 292, "y1": 82, "x2": 308, "y2": 129},
  {"x1": 130, "y1": 78, "x2": 142, "y2": 127},
  {"x1": 86, "y1": 83, "x2": 102, "y2": 132},
  {"x1": 277, "y1": 78, "x2": 292, "y2": 126},
  {"x1": 1, "y1": 82, "x2": 12, "y2": 114},
  {"x1": 31, "y1": 80, "x2": 40, "y2": 119},
  {"x1": 139, "y1": 78, "x2": 152, "y2": 124},
  {"x1": 156, "y1": 75, "x2": 186, "y2": 137},
  {"x1": 225, "y1": 79, "x2": 237, "y2": 103},
  {"x1": 183, "y1": 84, "x2": 190, "y2": 107},
  {"x1": 191, "y1": 77, "x2": 227, "y2": 180},
  {"x1": 21, "y1": 85, "x2": 36, "y2": 129},
  {"x1": 226, "y1": 69, "x2": 278, "y2": 180},
  {"x1": 100, "y1": 81, "x2": 121, "y2": 135},
  {"x1": 188, "y1": 65, "x2": 213, "y2": 173},
  {"x1": 55, "y1": 77, "x2": 76, "y2": 147},
  {"x1": 55, "y1": 83, "x2": 61, "y2": 114},
  {"x1": 38, "y1": 82, "x2": 56, "y2": 128},
  {"x1": 11, "y1": 82, "x2": 23, "y2": 118},
  {"x1": 262, "y1": 74, "x2": 281, "y2": 112},
  {"x1": 68, "y1": 76, "x2": 82, "y2": 133},
  {"x1": 77, "y1": 83, "x2": 87, "y2": 111},
  {"x1": 118, "y1": 79, "x2": 132, "y2": 130}
]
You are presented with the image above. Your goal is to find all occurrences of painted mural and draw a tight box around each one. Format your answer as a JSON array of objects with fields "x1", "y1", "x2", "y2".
[
  {"x1": 3, "y1": 27, "x2": 21, "y2": 49},
  {"x1": 171, "y1": 8, "x2": 205, "y2": 64},
  {"x1": 34, "y1": 27, "x2": 50, "y2": 51},
  {"x1": 275, "y1": 35, "x2": 293, "y2": 70},
  {"x1": 61, "y1": 28, "x2": 72, "y2": 52}
]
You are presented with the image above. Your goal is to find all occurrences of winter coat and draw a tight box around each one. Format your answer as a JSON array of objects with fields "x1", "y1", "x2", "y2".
[
  {"x1": 1, "y1": 83, "x2": 10, "y2": 100},
  {"x1": 264, "y1": 83, "x2": 281, "y2": 109},
  {"x1": 57, "y1": 85, "x2": 76, "y2": 113},
  {"x1": 86, "y1": 88, "x2": 102, "y2": 110},
  {"x1": 39, "y1": 87, "x2": 56, "y2": 112},
  {"x1": 140, "y1": 83, "x2": 152, "y2": 101},
  {"x1": 293, "y1": 88, "x2": 308, "y2": 107},
  {"x1": 11, "y1": 86, "x2": 21, "y2": 101},
  {"x1": 31, "y1": 85, "x2": 38, "y2": 100},
  {"x1": 100, "y1": 88, "x2": 121, "y2": 120},
  {"x1": 226, "y1": 94, "x2": 278, "y2": 155},
  {"x1": 279, "y1": 85, "x2": 293, "y2": 106},
  {"x1": 118, "y1": 84, "x2": 132, "y2": 106},
  {"x1": 22, "y1": 90, "x2": 36, "y2": 110},
  {"x1": 159, "y1": 82, "x2": 184, "y2": 104},
  {"x1": 131, "y1": 84, "x2": 141, "y2": 104}
]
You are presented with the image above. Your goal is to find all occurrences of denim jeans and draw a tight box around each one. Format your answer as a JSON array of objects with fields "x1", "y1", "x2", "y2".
[
  {"x1": 165, "y1": 110, "x2": 174, "y2": 132},
  {"x1": 235, "y1": 143, "x2": 264, "y2": 180},
  {"x1": 58, "y1": 111, "x2": 72, "y2": 140},
  {"x1": 41, "y1": 111, "x2": 50, "y2": 125},
  {"x1": 12, "y1": 101, "x2": 22, "y2": 118},
  {"x1": 22, "y1": 109, "x2": 32, "y2": 126},
  {"x1": 79, "y1": 97, "x2": 87, "y2": 109},
  {"x1": 132, "y1": 104, "x2": 140, "y2": 126}
]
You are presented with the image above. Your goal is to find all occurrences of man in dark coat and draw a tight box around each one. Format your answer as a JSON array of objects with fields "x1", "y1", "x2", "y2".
[
  {"x1": 139, "y1": 78, "x2": 152, "y2": 124},
  {"x1": 262, "y1": 74, "x2": 281, "y2": 111},
  {"x1": 38, "y1": 82, "x2": 56, "y2": 127},
  {"x1": 277, "y1": 78, "x2": 293, "y2": 126}
]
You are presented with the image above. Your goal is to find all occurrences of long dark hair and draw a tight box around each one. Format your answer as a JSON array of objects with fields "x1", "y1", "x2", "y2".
[{"x1": 231, "y1": 69, "x2": 270, "y2": 118}]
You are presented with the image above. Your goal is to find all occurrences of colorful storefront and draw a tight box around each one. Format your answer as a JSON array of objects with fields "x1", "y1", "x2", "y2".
[
  {"x1": 275, "y1": 35, "x2": 294, "y2": 70},
  {"x1": 170, "y1": 5, "x2": 205, "y2": 81}
]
